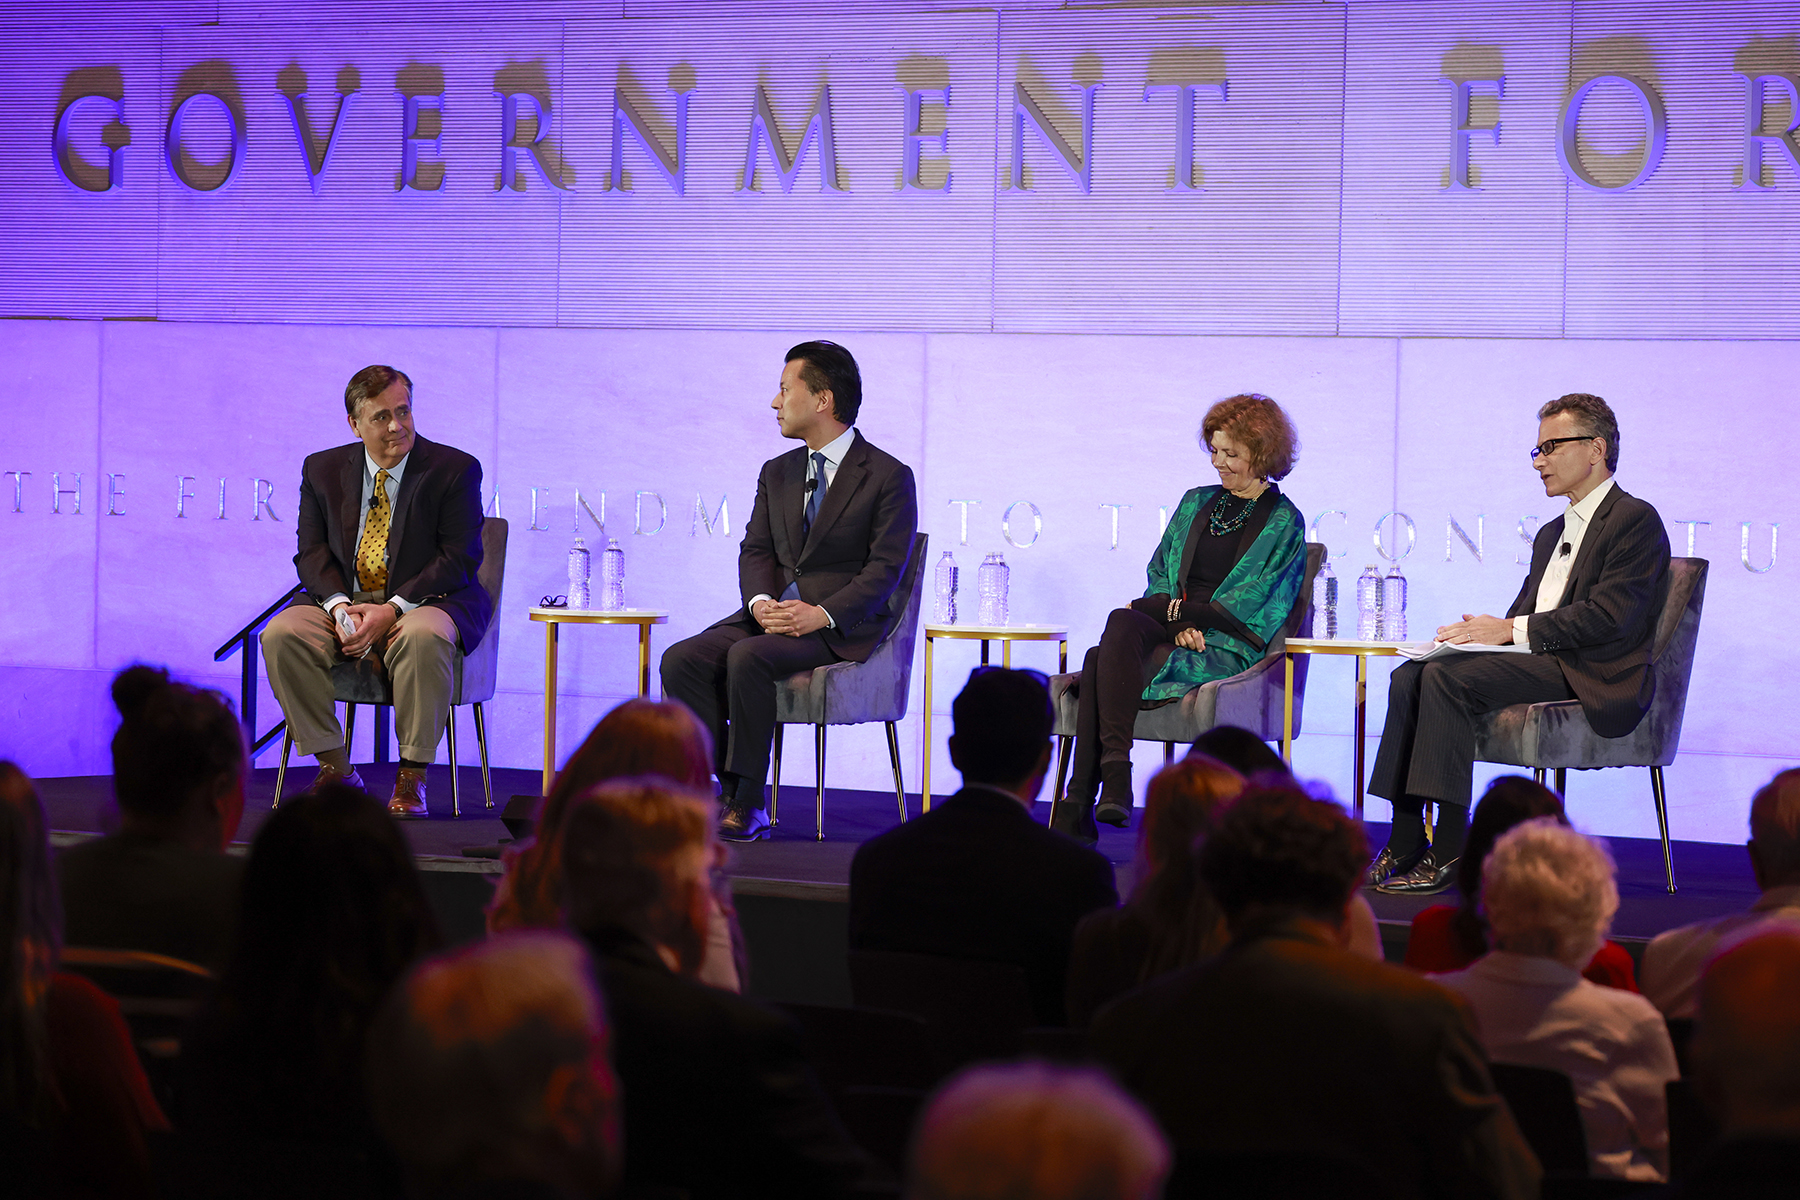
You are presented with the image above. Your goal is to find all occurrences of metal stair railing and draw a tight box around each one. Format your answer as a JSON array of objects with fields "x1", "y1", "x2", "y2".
[{"x1": 213, "y1": 584, "x2": 304, "y2": 755}]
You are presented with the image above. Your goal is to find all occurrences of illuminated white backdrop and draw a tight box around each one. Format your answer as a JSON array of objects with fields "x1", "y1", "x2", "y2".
[{"x1": 0, "y1": 0, "x2": 1794, "y2": 846}]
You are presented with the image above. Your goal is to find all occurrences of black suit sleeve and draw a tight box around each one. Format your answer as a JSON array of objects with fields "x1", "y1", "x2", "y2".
[
  {"x1": 1417, "y1": 997, "x2": 1543, "y2": 1200},
  {"x1": 819, "y1": 462, "x2": 918, "y2": 632},
  {"x1": 387, "y1": 457, "x2": 485, "y2": 605},
  {"x1": 733, "y1": 1009, "x2": 878, "y2": 1198},
  {"x1": 738, "y1": 461, "x2": 785, "y2": 607},
  {"x1": 293, "y1": 462, "x2": 350, "y2": 601},
  {"x1": 1524, "y1": 502, "x2": 1669, "y2": 654}
]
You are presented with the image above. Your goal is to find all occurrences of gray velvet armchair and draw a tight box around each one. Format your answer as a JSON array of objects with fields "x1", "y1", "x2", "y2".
[
  {"x1": 1047, "y1": 542, "x2": 1325, "y2": 813},
  {"x1": 770, "y1": 532, "x2": 928, "y2": 840},
  {"x1": 1473, "y1": 556, "x2": 1708, "y2": 894}
]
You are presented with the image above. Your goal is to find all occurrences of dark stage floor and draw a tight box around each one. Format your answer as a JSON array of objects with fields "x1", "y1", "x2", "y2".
[{"x1": 37, "y1": 767, "x2": 1757, "y2": 943}]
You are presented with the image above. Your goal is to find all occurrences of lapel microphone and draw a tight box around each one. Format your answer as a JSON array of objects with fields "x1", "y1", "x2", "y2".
[
  {"x1": 804, "y1": 477, "x2": 817, "y2": 493},
  {"x1": 1559, "y1": 542, "x2": 1571, "y2": 557}
]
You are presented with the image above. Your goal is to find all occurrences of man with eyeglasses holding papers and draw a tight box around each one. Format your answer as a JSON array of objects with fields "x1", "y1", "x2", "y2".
[{"x1": 1366, "y1": 394, "x2": 1670, "y2": 896}]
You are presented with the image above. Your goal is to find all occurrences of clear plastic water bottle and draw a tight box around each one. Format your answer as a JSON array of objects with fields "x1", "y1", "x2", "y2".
[
  {"x1": 1381, "y1": 564, "x2": 1408, "y2": 642},
  {"x1": 599, "y1": 538, "x2": 625, "y2": 611},
  {"x1": 567, "y1": 538, "x2": 591, "y2": 610},
  {"x1": 1356, "y1": 565, "x2": 1382, "y2": 641},
  {"x1": 977, "y1": 552, "x2": 1009, "y2": 626},
  {"x1": 934, "y1": 550, "x2": 959, "y2": 624},
  {"x1": 1316, "y1": 560, "x2": 1338, "y2": 639}
]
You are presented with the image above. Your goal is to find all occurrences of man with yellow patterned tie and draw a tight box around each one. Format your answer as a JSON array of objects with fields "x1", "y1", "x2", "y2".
[{"x1": 262, "y1": 365, "x2": 492, "y2": 816}]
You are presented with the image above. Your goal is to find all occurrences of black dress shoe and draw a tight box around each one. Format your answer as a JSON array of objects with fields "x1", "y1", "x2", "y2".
[
  {"x1": 1365, "y1": 843, "x2": 1427, "y2": 888},
  {"x1": 719, "y1": 805, "x2": 772, "y2": 842},
  {"x1": 1095, "y1": 800, "x2": 1132, "y2": 829},
  {"x1": 1050, "y1": 799, "x2": 1100, "y2": 847},
  {"x1": 1375, "y1": 850, "x2": 1459, "y2": 896}
]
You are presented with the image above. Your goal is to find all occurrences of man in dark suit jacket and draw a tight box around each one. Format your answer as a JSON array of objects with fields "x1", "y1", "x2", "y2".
[
  {"x1": 560, "y1": 778, "x2": 875, "y2": 1200},
  {"x1": 849, "y1": 668, "x2": 1118, "y2": 1026},
  {"x1": 1090, "y1": 785, "x2": 1540, "y2": 1200},
  {"x1": 1369, "y1": 393, "x2": 1671, "y2": 894},
  {"x1": 261, "y1": 365, "x2": 491, "y2": 816},
  {"x1": 661, "y1": 341, "x2": 918, "y2": 841}
]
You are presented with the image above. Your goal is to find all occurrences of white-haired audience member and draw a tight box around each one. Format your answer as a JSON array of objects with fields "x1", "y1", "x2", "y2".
[
  {"x1": 1681, "y1": 929, "x2": 1800, "y2": 1197},
  {"x1": 365, "y1": 931, "x2": 621, "y2": 1200},
  {"x1": 907, "y1": 1063, "x2": 1169, "y2": 1200},
  {"x1": 1433, "y1": 818, "x2": 1679, "y2": 1182},
  {"x1": 1642, "y1": 768, "x2": 1800, "y2": 1019}
]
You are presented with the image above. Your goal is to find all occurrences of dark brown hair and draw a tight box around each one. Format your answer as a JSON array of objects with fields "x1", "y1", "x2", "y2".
[
  {"x1": 1200, "y1": 394, "x2": 1299, "y2": 481},
  {"x1": 344, "y1": 365, "x2": 413, "y2": 418},
  {"x1": 1538, "y1": 392, "x2": 1619, "y2": 472},
  {"x1": 110, "y1": 664, "x2": 246, "y2": 826},
  {"x1": 1199, "y1": 784, "x2": 1366, "y2": 923},
  {"x1": 1128, "y1": 755, "x2": 1244, "y2": 980},
  {"x1": 1451, "y1": 776, "x2": 1567, "y2": 960}
]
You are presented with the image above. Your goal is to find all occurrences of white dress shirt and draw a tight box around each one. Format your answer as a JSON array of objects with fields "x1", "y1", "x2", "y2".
[
  {"x1": 1640, "y1": 884, "x2": 1800, "y2": 1019},
  {"x1": 1433, "y1": 950, "x2": 1679, "y2": 1181},
  {"x1": 1512, "y1": 476, "x2": 1615, "y2": 649},
  {"x1": 321, "y1": 449, "x2": 417, "y2": 614},
  {"x1": 747, "y1": 426, "x2": 858, "y2": 626}
]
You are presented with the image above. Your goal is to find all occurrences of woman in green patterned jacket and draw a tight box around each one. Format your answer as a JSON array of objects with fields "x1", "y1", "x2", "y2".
[{"x1": 1054, "y1": 394, "x2": 1308, "y2": 844}]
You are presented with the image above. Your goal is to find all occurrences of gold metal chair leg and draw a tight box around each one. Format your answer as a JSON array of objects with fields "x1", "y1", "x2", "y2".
[
  {"x1": 885, "y1": 721, "x2": 906, "y2": 823},
  {"x1": 473, "y1": 703, "x2": 493, "y2": 809},
  {"x1": 344, "y1": 703, "x2": 357, "y2": 760},
  {"x1": 814, "y1": 724, "x2": 827, "y2": 842},
  {"x1": 1651, "y1": 766, "x2": 1676, "y2": 894},
  {"x1": 1554, "y1": 768, "x2": 1567, "y2": 795},
  {"x1": 1532, "y1": 767, "x2": 1546, "y2": 785},
  {"x1": 275, "y1": 728, "x2": 293, "y2": 808},
  {"x1": 1052, "y1": 735, "x2": 1073, "y2": 814},
  {"x1": 1164, "y1": 741, "x2": 1175, "y2": 764},
  {"x1": 771, "y1": 724, "x2": 783, "y2": 826},
  {"x1": 446, "y1": 709, "x2": 461, "y2": 819}
]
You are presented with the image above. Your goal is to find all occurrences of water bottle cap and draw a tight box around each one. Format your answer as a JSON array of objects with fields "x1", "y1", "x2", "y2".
[
  {"x1": 573, "y1": 538, "x2": 586, "y2": 549},
  {"x1": 607, "y1": 538, "x2": 622, "y2": 548}
]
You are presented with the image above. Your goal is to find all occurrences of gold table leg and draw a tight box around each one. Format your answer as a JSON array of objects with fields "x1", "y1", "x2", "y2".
[
  {"x1": 1059, "y1": 640, "x2": 1067, "y2": 674},
  {"x1": 1353, "y1": 653, "x2": 1368, "y2": 819},
  {"x1": 1282, "y1": 652, "x2": 1295, "y2": 764},
  {"x1": 638, "y1": 623, "x2": 652, "y2": 697},
  {"x1": 1003, "y1": 639, "x2": 1012, "y2": 668},
  {"x1": 922, "y1": 635, "x2": 934, "y2": 813},
  {"x1": 542, "y1": 621, "x2": 559, "y2": 798}
]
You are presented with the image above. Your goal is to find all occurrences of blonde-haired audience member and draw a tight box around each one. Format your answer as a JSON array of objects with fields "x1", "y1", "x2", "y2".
[
  {"x1": 1433, "y1": 818, "x2": 1678, "y2": 1181},
  {"x1": 907, "y1": 1063, "x2": 1169, "y2": 1200},
  {"x1": 366, "y1": 931, "x2": 620, "y2": 1199}
]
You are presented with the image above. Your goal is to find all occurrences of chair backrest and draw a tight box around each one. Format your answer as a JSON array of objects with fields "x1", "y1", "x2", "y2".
[
  {"x1": 830, "y1": 532, "x2": 928, "y2": 724},
  {"x1": 1215, "y1": 542, "x2": 1324, "y2": 740},
  {"x1": 847, "y1": 948, "x2": 1034, "y2": 1070},
  {"x1": 1639, "y1": 556, "x2": 1706, "y2": 765},
  {"x1": 1665, "y1": 1077, "x2": 1719, "y2": 1182},
  {"x1": 457, "y1": 517, "x2": 509, "y2": 704},
  {"x1": 775, "y1": 1001, "x2": 943, "y2": 1094},
  {"x1": 60, "y1": 946, "x2": 216, "y2": 1112},
  {"x1": 1488, "y1": 1062, "x2": 1588, "y2": 1175}
]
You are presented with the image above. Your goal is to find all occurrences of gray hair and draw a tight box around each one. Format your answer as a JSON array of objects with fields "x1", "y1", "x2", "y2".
[
  {"x1": 1481, "y1": 817, "x2": 1619, "y2": 968},
  {"x1": 365, "y1": 931, "x2": 619, "y2": 1194},
  {"x1": 907, "y1": 1063, "x2": 1169, "y2": 1200},
  {"x1": 1538, "y1": 393, "x2": 1619, "y2": 472},
  {"x1": 344, "y1": 364, "x2": 413, "y2": 418}
]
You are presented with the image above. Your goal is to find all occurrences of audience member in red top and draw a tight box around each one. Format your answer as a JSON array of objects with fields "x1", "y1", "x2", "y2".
[
  {"x1": 0, "y1": 762, "x2": 166, "y2": 1200},
  {"x1": 1402, "y1": 775, "x2": 1637, "y2": 989}
]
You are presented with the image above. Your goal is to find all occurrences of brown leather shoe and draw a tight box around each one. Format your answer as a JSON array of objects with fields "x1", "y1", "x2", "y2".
[
  {"x1": 388, "y1": 767, "x2": 429, "y2": 818},
  {"x1": 306, "y1": 763, "x2": 366, "y2": 794}
]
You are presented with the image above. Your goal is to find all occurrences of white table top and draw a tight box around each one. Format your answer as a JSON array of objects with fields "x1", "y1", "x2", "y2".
[
  {"x1": 529, "y1": 607, "x2": 669, "y2": 621},
  {"x1": 924, "y1": 622, "x2": 1068, "y2": 637}
]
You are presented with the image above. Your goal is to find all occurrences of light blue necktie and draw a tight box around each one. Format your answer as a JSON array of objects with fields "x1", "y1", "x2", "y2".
[{"x1": 802, "y1": 451, "x2": 827, "y2": 538}]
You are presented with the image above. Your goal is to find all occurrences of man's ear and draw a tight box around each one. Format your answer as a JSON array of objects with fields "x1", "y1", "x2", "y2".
[
  {"x1": 947, "y1": 734, "x2": 965, "y2": 774},
  {"x1": 816, "y1": 388, "x2": 834, "y2": 417}
]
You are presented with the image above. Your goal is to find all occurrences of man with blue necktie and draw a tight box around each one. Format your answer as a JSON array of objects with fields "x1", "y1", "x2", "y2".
[{"x1": 661, "y1": 342, "x2": 919, "y2": 841}]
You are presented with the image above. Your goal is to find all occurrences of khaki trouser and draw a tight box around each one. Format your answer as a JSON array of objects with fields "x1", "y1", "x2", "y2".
[{"x1": 261, "y1": 598, "x2": 461, "y2": 763}]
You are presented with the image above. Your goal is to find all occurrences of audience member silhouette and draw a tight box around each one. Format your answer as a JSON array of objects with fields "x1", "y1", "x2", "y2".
[
  {"x1": 1644, "y1": 767, "x2": 1800, "y2": 1019},
  {"x1": 560, "y1": 776, "x2": 873, "y2": 1199},
  {"x1": 366, "y1": 930, "x2": 621, "y2": 1200},
  {"x1": 178, "y1": 786, "x2": 442, "y2": 1199},
  {"x1": 1090, "y1": 784, "x2": 1539, "y2": 1200},
  {"x1": 906, "y1": 1062, "x2": 1169, "y2": 1200},
  {"x1": 1680, "y1": 928, "x2": 1800, "y2": 1197},
  {"x1": 1432, "y1": 818, "x2": 1677, "y2": 1181},
  {"x1": 60, "y1": 664, "x2": 246, "y2": 971},
  {"x1": 1403, "y1": 776, "x2": 1637, "y2": 989},
  {"x1": 850, "y1": 668, "x2": 1117, "y2": 1026},
  {"x1": 488, "y1": 697, "x2": 742, "y2": 990},
  {"x1": 1065, "y1": 754, "x2": 1243, "y2": 1026},
  {"x1": 1188, "y1": 725, "x2": 1288, "y2": 779},
  {"x1": 0, "y1": 762, "x2": 165, "y2": 1200}
]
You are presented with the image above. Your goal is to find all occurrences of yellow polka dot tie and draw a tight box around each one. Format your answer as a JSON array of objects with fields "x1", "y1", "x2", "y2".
[{"x1": 357, "y1": 469, "x2": 392, "y2": 594}]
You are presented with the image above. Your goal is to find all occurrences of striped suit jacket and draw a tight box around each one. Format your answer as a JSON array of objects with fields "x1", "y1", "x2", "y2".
[{"x1": 1506, "y1": 484, "x2": 1670, "y2": 739}]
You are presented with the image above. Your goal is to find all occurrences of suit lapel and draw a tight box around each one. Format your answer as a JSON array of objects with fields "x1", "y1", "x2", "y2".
[
  {"x1": 1559, "y1": 484, "x2": 1623, "y2": 608},
  {"x1": 800, "y1": 433, "x2": 866, "y2": 561},
  {"x1": 777, "y1": 446, "x2": 808, "y2": 566},
  {"x1": 337, "y1": 444, "x2": 364, "y2": 575},
  {"x1": 387, "y1": 435, "x2": 431, "y2": 575},
  {"x1": 1510, "y1": 515, "x2": 1564, "y2": 618}
]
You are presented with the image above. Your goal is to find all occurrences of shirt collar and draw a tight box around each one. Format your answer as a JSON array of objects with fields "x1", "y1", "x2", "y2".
[
  {"x1": 365, "y1": 448, "x2": 411, "y2": 486},
  {"x1": 1565, "y1": 476, "x2": 1614, "y2": 527},
  {"x1": 1469, "y1": 949, "x2": 1586, "y2": 986},
  {"x1": 815, "y1": 426, "x2": 857, "y2": 469}
]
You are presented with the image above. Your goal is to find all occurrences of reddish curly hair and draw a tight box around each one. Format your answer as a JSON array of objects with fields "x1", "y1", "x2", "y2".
[{"x1": 1200, "y1": 394, "x2": 1299, "y2": 482}]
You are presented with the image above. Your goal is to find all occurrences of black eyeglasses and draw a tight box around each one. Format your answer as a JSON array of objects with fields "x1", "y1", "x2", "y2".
[
  {"x1": 1528, "y1": 436, "x2": 1598, "y2": 462},
  {"x1": 540, "y1": 595, "x2": 568, "y2": 608}
]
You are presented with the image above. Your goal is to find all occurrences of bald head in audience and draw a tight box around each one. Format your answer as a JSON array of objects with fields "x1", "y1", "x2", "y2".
[
  {"x1": 1749, "y1": 770, "x2": 1800, "y2": 892},
  {"x1": 1695, "y1": 929, "x2": 1800, "y2": 1137},
  {"x1": 366, "y1": 931, "x2": 621, "y2": 1199},
  {"x1": 907, "y1": 1063, "x2": 1169, "y2": 1200}
]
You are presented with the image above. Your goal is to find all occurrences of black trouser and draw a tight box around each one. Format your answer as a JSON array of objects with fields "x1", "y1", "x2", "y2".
[
  {"x1": 1068, "y1": 608, "x2": 1176, "y2": 802},
  {"x1": 660, "y1": 624, "x2": 837, "y2": 806},
  {"x1": 1369, "y1": 653, "x2": 1574, "y2": 852}
]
